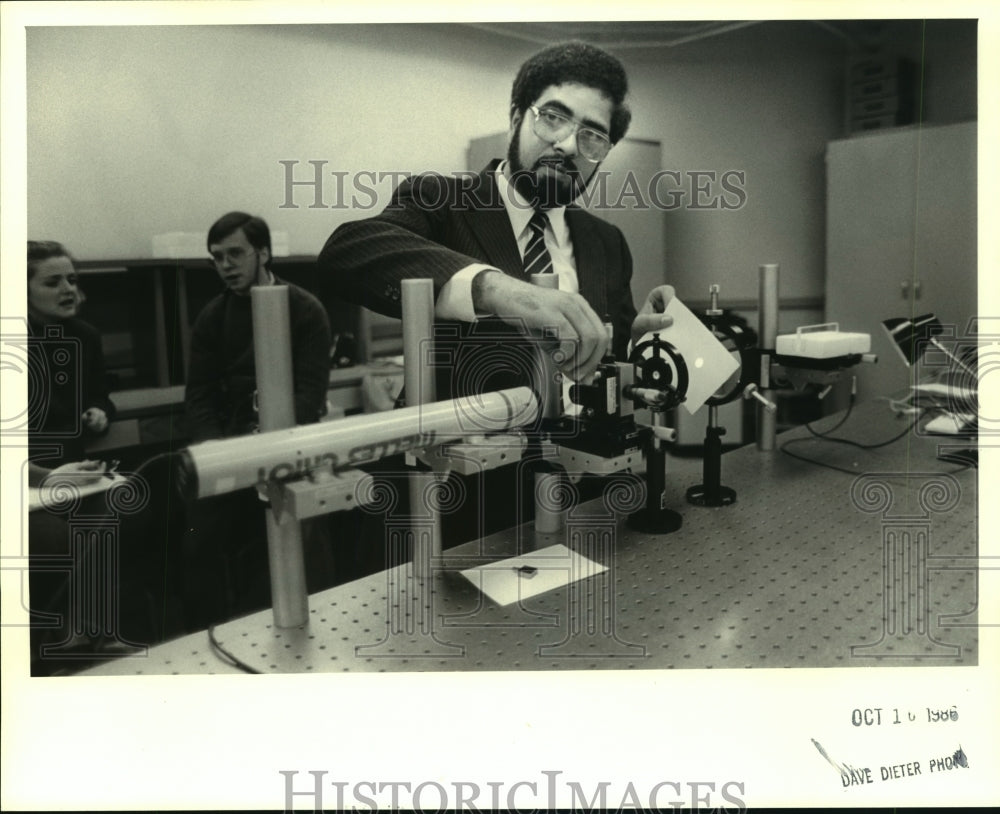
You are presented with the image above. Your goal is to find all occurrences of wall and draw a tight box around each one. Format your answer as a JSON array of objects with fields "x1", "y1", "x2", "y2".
[
  {"x1": 637, "y1": 54, "x2": 838, "y2": 306},
  {"x1": 26, "y1": 19, "x2": 977, "y2": 315},
  {"x1": 26, "y1": 21, "x2": 848, "y2": 276},
  {"x1": 620, "y1": 19, "x2": 975, "y2": 318},
  {"x1": 26, "y1": 24, "x2": 533, "y2": 259}
]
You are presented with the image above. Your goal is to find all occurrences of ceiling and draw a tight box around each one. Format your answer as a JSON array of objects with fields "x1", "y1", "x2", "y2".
[{"x1": 458, "y1": 19, "x2": 907, "y2": 53}]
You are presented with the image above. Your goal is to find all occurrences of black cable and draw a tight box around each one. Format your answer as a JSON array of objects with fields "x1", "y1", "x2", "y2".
[
  {"x1": 811, "y1": 416, "x2": 921, "y2": 450},
  {"x1": 132, "y1": 451, "x2": 176, "y2": 479},
  {"x1": 804, "y1": 394, "x2": 923, "y2": 447},
  {"x1": 805, "y1": 396, "x2": 855, "y2": 438},
  {"x1": 801, "y1": 403, "x2": 923, "y2": 450},
  {"x1": 778, "y1": 438, "x2": 867, "y2": 475},
  {"x1": 780, "y1": 399, "x2": 915, "y2": 473},
  {"x1": 781, "y1": 405, "x2": 977, "y2": 476},
  {"x1": 781, "y1": 435, "x2": 977, "y2": 476},
  {"x1": 207, "y1": 624, "x2": 262, "y2": 674}
]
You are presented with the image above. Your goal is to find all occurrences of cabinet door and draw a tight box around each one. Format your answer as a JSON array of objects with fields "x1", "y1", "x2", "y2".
[
  {"x1": 909, "y1": 124, "x2": 977, "y2": 337},
  {"x1": 76, "y1": 264, "x2": 171, "y2": 389},
  {"x1": 825, "y1": 122, "x2": 977, "y2": 402}
]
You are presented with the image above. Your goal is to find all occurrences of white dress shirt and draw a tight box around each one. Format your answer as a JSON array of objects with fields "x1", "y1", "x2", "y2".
[{"x1": 435, "y1": 162, "x2": 579, "y2": 321}]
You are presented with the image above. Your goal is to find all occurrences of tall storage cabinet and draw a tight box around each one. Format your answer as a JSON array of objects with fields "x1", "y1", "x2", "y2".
[{"x1": 824, "y1": 121, "x2": 977, "y2": 402}]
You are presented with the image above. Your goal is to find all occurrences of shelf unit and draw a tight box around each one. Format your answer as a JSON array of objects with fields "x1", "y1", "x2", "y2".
[
  {"x1": 70, "y1": 255, "x2": 362, "y2": 460},
  {"x1": 73, "y1": 255, "x2": 355, "y2": 389}
]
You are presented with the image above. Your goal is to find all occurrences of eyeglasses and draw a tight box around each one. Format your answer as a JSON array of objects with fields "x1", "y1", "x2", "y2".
[
  {"x1": 210, "y1": 247, "x2": 256, "y2": 266},
  {"x1": 528, "y1": 105, "x2": 613, "y2": 163}
]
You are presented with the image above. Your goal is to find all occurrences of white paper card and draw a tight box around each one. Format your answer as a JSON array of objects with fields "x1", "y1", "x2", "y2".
[
  {"x1": 459, "y1": 543, "x2": 608, "y2": 606},
  {"x1": 637, "y1": 297, "x2": 741, "y2": 414}
]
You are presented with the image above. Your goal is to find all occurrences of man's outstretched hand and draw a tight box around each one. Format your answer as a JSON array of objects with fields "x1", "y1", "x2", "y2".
[{"x1": 473, "y1": 270, "x2": 608, "y2": 382}]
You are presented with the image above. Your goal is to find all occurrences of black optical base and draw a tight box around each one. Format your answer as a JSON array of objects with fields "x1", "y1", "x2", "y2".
[
  {"x1": 628, "y1": 507, "x2": 683, "y2": 535},
  {"x1": 687, "y1": 419, "x2": 736, "y2": 507},
  {"x1": 686, "y1": 483, "x2": 737, "y2": 507}
]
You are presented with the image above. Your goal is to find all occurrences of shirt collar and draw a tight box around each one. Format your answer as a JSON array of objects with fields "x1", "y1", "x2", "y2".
[
  {"x1": 495, "y1": 161, "x2": 568, "y2": 248},
  {"x1": 253, "y1": 269, "x2": 276, "y2": 289}
]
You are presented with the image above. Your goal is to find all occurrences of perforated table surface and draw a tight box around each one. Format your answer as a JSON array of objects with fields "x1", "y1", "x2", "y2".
[{"x1": 81, "y1": 402, "x2": 978, "y2": 675}]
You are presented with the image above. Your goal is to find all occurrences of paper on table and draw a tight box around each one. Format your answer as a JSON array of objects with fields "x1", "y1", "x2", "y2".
[
  {"x1": 459, "y1": 543, "x2": 607, "y2": 607},
  {"x1": 28, "y1": 474, "x2": 127, "y2": 512},
  {"x1": 924, "y1": 412, "x2": 976, "y2": 435},
  {"x1": 637, "y1": 297, "x2": 741, "y2": 413}
]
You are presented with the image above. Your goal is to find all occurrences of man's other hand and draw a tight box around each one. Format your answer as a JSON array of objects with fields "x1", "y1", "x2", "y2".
[{"x1": 631, "y1": 284, "x2": 675, "y2": 347}]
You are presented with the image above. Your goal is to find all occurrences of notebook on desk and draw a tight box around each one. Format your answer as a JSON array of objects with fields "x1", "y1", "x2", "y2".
[{"x1": 28, "y1": 474, "x2": 126, "y2": 512}]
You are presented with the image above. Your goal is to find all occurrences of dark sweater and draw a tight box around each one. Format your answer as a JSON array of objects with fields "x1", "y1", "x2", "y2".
[
  {"x1": 28, "y1": 315, "x2": 117, "y2": 466},
  {"x1": 185, "y1": 279, "x2": 332, "y2": 441}
]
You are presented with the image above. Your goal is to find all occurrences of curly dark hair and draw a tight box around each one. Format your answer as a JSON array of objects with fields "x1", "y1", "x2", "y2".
[{"x1": 510, "y1": 40, "x2": 631, "y2": 144}]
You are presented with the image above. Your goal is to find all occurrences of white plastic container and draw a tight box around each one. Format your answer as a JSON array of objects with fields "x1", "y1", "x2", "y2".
[
  {"x1": 776, "y1": 323, "x2": 871, "y2": 359},
  {"x1": 151, "y1": 232, "x2": 205, "y2": 258}
]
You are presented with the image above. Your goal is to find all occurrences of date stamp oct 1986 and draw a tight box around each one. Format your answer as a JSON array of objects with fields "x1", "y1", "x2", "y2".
[
  {"x1": 813, "y1": 704, "x2": 969, "y2": 788},
  {"x1": 849, "y1": 706, "x2": 959, "y2": 726}
]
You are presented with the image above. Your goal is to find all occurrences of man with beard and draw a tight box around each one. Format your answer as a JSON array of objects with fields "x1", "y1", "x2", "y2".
[
  {"x1": 319, "y1": 40, "x2": 674, "y2": 397},
  {"x1": 317, "y1": 41, "x2": 675, "y2": 556}
]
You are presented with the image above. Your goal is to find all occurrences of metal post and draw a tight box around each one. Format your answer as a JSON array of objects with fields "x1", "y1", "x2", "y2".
[
  {"x1": 627, "y1": 411, "x2": 682, "y2": 534},
  {"x1": 402, "y1": 279, "x2": 437, "y2": 408},
  {"x1": 402, "y1": 279, "x2": 443, "y2": 578},
  {"x1": 703, "y1": 405, "x2": 723, "y2": 502},
  {"x1": 530, "y1": 272, "x2": 563, "y2": 421},
  {"x1": 252, "y1": 285, "x2": 308, "y2": 628},
  {"x1": 529, "y1": 272, "x2": 567, "y2": 536},
  {"x1": 757, "y1": 264, "x2": 779, "y2": 451},
  {"x1": 534, "y1": 471, "x2": 565, "y2": 534}
]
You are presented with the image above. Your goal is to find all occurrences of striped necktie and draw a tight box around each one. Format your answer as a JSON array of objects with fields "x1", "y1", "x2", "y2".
[{"x1": 522, "y1": 210, "x2": 553, "y2": 277}]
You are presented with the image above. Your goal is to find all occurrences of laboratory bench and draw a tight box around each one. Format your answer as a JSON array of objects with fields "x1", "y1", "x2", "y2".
[{"x1": 78, "y1": 399, "x2": 978, "y2": 675}]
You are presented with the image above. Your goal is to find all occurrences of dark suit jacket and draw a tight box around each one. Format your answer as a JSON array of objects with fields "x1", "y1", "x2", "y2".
[{"x1": 318, "y1": 159, "x2": 637, "y2": 399}]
